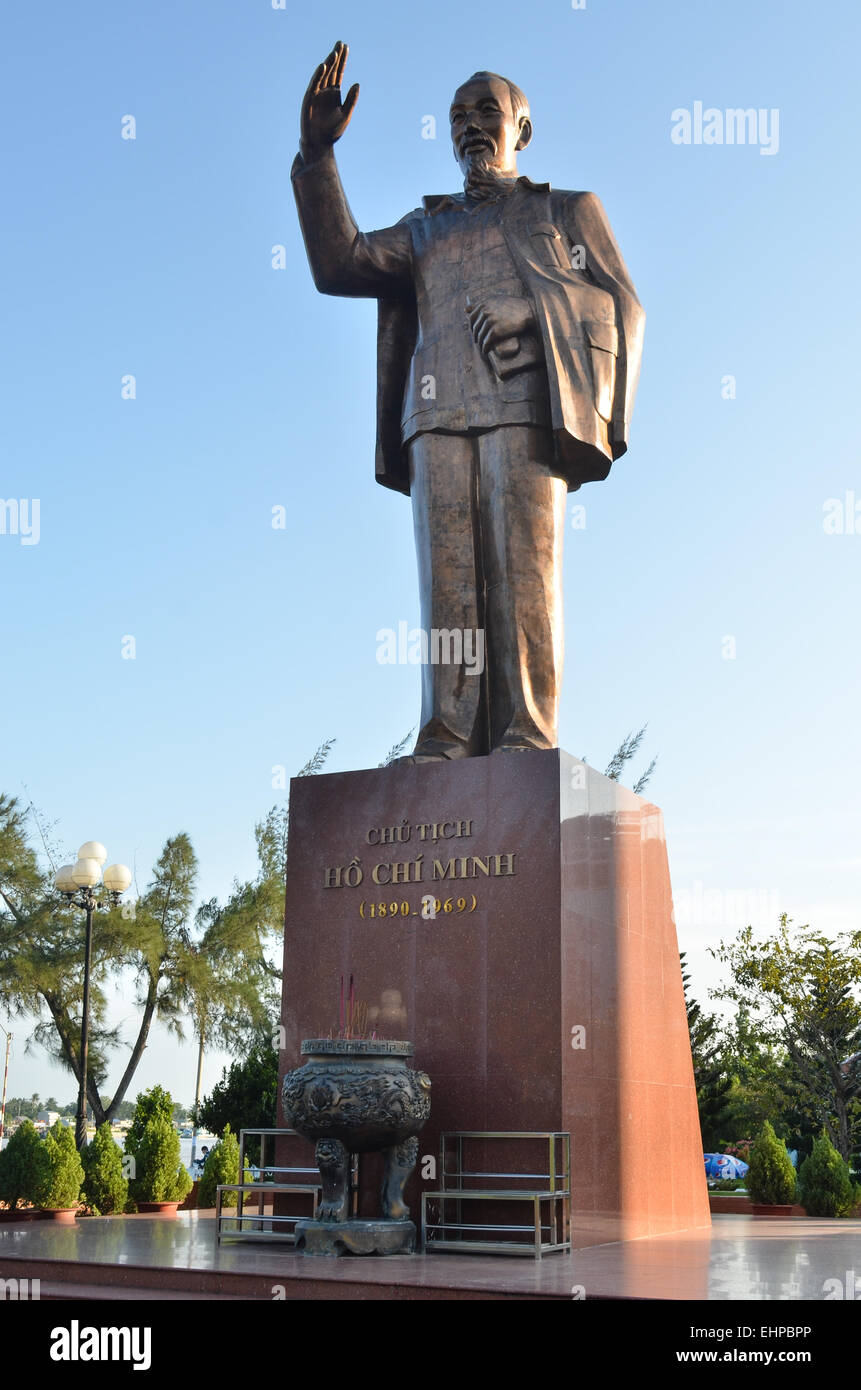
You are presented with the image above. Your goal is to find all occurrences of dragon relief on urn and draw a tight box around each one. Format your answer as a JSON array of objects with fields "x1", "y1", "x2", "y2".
[{"x1": 282, "y1": 1038, "x2": 431, "y2": 1226}]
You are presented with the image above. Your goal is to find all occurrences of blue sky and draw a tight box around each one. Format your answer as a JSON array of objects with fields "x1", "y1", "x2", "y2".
[{"x1": 2, "y1": 0, "x2": 859, "y2": 1103}]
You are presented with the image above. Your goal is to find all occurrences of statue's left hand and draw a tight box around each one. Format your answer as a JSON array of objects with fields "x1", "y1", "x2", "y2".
[{"x1": 466, "y1": 294, "x2": 536, "y2": 356}]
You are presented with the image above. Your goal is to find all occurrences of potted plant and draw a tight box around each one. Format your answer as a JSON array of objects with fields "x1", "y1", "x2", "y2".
[
  {"x1": 747, "y1": 1120, "x2": 797, "y2": 1216},
  {"x1": 130, "y1": 1115, "x2": 192, "y2": 1214},
  {"x1": 34, "y1": 1120, "x2": 84, "y2": 1223},
  {"x1": 798, "y1": 1132, "x2": 860, "y2": 1217},
  {"x1": 124, "y1": 1083, "x2": 174, "y2": 1159},
  {"x1": 0, "y1": 1119, "x2": 42, "y2": 1220},
  {"x1": 125, "y1": 1084, "x2": 191, "y2": 1215},
  {"x1": 82, "y1": 1123, "x2": 129, "y2": 1215},
  {"x1": 198, "y1": 1124, "x2": 242, "y2": 1210}
]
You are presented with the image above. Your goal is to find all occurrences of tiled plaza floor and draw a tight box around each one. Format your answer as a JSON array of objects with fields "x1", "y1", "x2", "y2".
[{"x1": 1, "y1": 1212, "x2": 859, "y2": 1299}]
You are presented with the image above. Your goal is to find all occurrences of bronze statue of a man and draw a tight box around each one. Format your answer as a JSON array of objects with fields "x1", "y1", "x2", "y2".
[{"x1": 293, "y1": 41, "x2": 644, "y2": 760}]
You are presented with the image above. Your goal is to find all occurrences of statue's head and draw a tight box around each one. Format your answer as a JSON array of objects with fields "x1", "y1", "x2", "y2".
[{"x1": 449, "y1": 71, "x2": 532, "y2": 178}]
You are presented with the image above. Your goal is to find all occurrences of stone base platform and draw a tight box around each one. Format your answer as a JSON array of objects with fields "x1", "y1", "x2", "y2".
[
  {"x1": 294, "y1": 1217, "x2": 416, "y2": 1256},
  {"x1": 278, "y1": 749, "x2": 710, "y2": 1242},
  {"x1": 0, "y1": 1211, "x2": 856, "y2": 1301}
]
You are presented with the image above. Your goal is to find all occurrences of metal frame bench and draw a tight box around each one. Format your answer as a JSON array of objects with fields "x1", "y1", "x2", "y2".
[
  {"x1": 214, "y1": 1127, "x2": 357, "y2": 1245},
  {"x1": 421, "y1": 1130, "x2": 571, "y2": 1258}
]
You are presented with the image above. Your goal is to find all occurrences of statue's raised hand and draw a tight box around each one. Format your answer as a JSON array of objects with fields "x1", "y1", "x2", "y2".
[{"x1": 300, "y1": 41, "x2": 359, "y2": 162}]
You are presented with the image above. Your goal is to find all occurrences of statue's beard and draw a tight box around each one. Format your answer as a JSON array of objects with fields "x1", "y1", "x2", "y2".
[{"x1": 463, "y1": 154, "x2": 517, "y2": 201}]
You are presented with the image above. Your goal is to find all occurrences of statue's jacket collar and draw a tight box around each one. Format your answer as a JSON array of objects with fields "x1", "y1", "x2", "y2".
[{"x1": 421, "y1": 176, "x2": 552, "y2": 216}]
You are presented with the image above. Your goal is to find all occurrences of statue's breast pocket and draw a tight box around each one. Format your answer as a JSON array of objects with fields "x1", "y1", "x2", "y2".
[
  {"x1": 585, "y1": 320, "x2": 618, "y2": 421},
  {"x1": 529, "y1": 221, "x2": 570, "y2": 270}
]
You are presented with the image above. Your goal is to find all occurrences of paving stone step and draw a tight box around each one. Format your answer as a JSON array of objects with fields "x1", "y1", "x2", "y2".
[{"x1": 36, "y1": 1281, "x2": 250, "y2": 1301}]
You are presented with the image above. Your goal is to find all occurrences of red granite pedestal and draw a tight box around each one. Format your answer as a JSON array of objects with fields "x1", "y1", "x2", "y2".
[{"x1": 277, "y1": 748, "x2": 710, "y2": 1246}]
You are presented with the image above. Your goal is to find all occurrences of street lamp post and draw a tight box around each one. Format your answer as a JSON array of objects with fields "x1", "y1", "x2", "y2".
[
  {"x1": 0, "y1": 1023, "x2": 11, "y2": 1147},
  {"x1": 55, "y1": 842, "x2": 131, "y2": 1151}
]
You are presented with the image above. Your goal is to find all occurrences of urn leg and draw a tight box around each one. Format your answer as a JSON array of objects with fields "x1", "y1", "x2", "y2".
[
  {"x1": 381, "y1": 1135, "x2": 418, "y2": 1221},
  {"x1": 315, "y1": 1138, "x2": 351, "y2": 1223}
]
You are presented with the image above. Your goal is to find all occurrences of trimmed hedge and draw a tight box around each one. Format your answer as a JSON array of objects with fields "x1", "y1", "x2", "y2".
[
  {"x1": 798, "y1": 1133, "x2": 859, "y2": 1217},
  {"x1": 83, "y1": 1123, "x2": 129, "y2": 1214},
  {"x1": 198, "y1": 1124, "x2": 242, "y2": 1209},
  {"x1": 747, "y1": 1121, "x2": 797, "y2": 1206},
  {"x1": 35, "y1": 1121, "x2": 84, "y2": 1210},
  {"x1": 0, "y1": 1120, "x2": 43, "y2": 1209}
]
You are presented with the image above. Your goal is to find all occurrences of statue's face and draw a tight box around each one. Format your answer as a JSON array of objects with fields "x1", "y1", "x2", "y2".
[{"x1": 449, "y1": 76, "x2": 529, "y2": 177}]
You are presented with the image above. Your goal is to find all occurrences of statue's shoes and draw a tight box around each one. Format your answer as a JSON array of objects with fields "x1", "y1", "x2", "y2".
[
  {"x1": 392, "y1": 739, "x2": 471, "y2": 765},
  {"x1": 392, "y1": 753, "x2": 449, "y2": 765}
]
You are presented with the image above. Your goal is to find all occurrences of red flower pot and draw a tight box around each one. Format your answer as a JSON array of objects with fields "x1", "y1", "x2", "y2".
[
  {"x1": 39, "y1": 1208, "x2": 79, "y2": 1224},
  {"x1": 137, "y1": 1201, "x2": 181, "y2": 1216}
]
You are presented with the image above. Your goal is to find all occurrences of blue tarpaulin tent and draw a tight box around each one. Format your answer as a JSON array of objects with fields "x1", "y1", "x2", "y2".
[{"x1": 704, "y1": 1153, "x2": 749, "y2": 1179}]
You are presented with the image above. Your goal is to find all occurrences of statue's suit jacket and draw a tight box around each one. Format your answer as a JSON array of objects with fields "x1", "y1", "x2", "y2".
[{"x1": 292, "y1": 148, "x2": 645, "y2": 495}]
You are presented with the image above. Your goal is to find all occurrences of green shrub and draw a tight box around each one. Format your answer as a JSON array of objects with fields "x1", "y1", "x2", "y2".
[
  {"x1": 35, "y1": 1121, "x2": 84, "y2": 1210},
  {"x1": 198, "y1": 1124, "x2": 243, "y2": 1209},
  {"x1": 198, "y1": 1046, "x2": 279, "y2": 1164},
  {"x1": 747, "y1": 1121, "x2": 797, "y2": 1206},
  {"x1": 798, "y1": 1133, "x2": 859, "y2": 1217},
  {"x1": 129, "y1": 1114, "x2": 192, "y2": 1206},
  {"x1": 125, "y1": 1085, "x2": 175, "y2": 1159},
  {"x1": 82, "y1": 1124, "x2": 129, "y2": 1214},
  {"x1": 0, "y1": 1120, "x2": 44, "y2": 1209},
  {"x1": 124, "y1": 1085, "x2": 191, "y2": 1207}
]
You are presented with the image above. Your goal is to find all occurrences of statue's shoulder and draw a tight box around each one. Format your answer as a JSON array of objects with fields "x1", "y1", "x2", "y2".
[
  {"x1": 545, "y1": 189, "x2": 616, "y2": 237},
  {"x1": 516, "y1": 182, "x2": 597, "y2": 219},
  {"x1": 548, "y1": 187, "x2": 598, "y2": 210}
]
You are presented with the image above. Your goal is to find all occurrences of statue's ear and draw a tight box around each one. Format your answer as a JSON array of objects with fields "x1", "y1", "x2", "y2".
[{"x1": 515, "y1": 117, "x2": 533, "y2": 153}]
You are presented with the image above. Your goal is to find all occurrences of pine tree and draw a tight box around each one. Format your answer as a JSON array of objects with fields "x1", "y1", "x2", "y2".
[
  {"x1": 198, "y1": 1124, "x2": 241, "y2": 1209},
  {"x1": 198, "y1": 1046, "x2": 278, "y2": 1165},
  {"x1": 720, "y1": 1006, "x2": 788, "y2": 1144},
  {"x1": 82, "y1": 1123, "x2": 129, "y2": 1214},
  {"x1": 798, "y1": 1132, "x2": 859, "y2": 1217},
  {"x1": 125, "y1": 1086, "x2": 192, "y2": 1206},
  {"x1": 747, "y1": 1120, "x2": 797, "y2": 1206},
  {"x1": 711, "y1": 921, "x2": 861, "y2": 1159},
  {"x1": 36, "y1": 1121, "x2": 84, "y2": 1210},
  {"x1": 681, "y1": 953, "x2": 733, "y2": 1149},
  {"x1": 0, "y1": 1119, "x2": 43, "y2": 1209}
]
